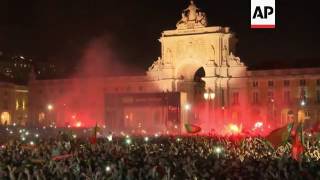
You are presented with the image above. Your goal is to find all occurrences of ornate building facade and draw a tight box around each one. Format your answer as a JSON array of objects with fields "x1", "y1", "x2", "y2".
[
  {"x1": 27, "y1": 1, "x2": 319, "y2": 133},
  {"x1": 0, "y1": 82, "x2": 28, "y2": 125}
]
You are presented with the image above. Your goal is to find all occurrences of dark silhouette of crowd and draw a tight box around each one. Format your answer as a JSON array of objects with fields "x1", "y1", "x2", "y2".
[{"x1": 0, "y1": 126, "x2": 320, "y2": 179}]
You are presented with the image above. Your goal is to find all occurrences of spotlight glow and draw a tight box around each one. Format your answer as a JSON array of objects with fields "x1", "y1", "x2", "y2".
[
  {"x1": 125, "y1": 138, "x2": 132, "y2": 145},
  {"x1": 76, "y1": 122, "x2": 82, "y2": 128},
  {"x1": 105, "y1": 166, "x2": 111, "y2": 172},
  {"x1": 254, "y1": 122, "x2": 263, "y2": 129},
  {"x1": 107, "y1": 135, "x2": 113, "y2": 142},
  {"x1": 214, "y1": 147, "x2": 223, "y2": 154},
  {"x1": 227, "y1": 124, "x2": 242, "y2": 134},
  {"x1": 144, "y1": 137, "x2": 149, "y2": 142},
  {"x1": 47, "y1": 104, "x2": 53, "y2": 111},
  {"x1": 184, "y1": 104, "x2": 191, "y2": 111}
]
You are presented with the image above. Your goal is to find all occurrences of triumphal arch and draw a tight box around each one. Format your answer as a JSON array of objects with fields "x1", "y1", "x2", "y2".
[
  {"x1": 29, "y1": 1, "x2": 250, "y2": 133},
  {"x1": 147, "y1": 1, "x2": 248, "y2": 128}
]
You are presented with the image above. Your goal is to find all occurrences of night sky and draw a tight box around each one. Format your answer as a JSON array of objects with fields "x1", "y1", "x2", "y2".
[{"x1": 0, "y1": 0, "x2": 319, "y2": 73}]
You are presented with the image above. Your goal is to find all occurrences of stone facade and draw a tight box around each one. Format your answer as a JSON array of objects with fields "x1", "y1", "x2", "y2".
[
  {"x1": 248, "y1": 68, "x2": 320, "y2": 127},
  {"x1": 0, "y1": 82, "x2": 28, "y2": 125},
  {"x1": 27, "y1": 1, "x2": 320, "y2": 132}
]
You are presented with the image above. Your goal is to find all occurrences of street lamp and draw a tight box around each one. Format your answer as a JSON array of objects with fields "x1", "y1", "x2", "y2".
[
  {"x1": 47, "y1": 104, "x2": 54, "y2": 126},
  {"x1": 47, "y1": 104, "x2": 53, "y2": 111},
  {"x1": 184, "y1": 104, "x2": 191, "y2": 111}
]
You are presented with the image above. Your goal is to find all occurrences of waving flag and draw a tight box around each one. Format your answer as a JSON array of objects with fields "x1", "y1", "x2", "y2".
[
  {"x1": 265, "y1": 122, "x2": 294, "y2": 148},
  {"x1": 185, "y1": 123, "x2": 201, "y2": 134}
]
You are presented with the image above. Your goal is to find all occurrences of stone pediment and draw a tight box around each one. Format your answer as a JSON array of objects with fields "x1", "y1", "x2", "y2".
[{"x1": 162, "y1": 26, "x2": 231, "y2": 37}]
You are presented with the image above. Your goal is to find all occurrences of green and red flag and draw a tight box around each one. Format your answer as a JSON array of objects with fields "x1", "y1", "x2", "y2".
[
  {"x1": 185, "y1": 123, "x2": 201, "y2": 134},
  {"x1": 265, "y1": 122, "x2": 294, "y2": 148}
]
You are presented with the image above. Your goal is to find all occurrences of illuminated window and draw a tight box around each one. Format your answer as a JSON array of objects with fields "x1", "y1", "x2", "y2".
[
  {"x1": 16, "y1": 100, "x2": 19, "y2": 110},
  {"x1": 22, "y1": 101, "x2": 26, "y2": 110},
  {"x1": 284, "y1": 80, "x2": 290, "y2": 87},
  {"x1": 232, "y1": 92, "x2": 239, "y2": 105},
  {"x1": 252, "y1": 81, "x2": 258, "y2": 87},
  {"x1": 221, "y1": 89, "x2": 225, "y2": 106},
  {"x1": 284, "y1": 91, "x2": 290, "y2": 104},
  {"x1": 268, "y1": 81, "x2": 274, "y2": 87},
  {"x1": 301, "y1": 89, "x2": 306, "y2": 99},
  {"x1": 253, "y1": 92, "x2": 259, "y2": 104},
  {"x1": 268, "y1": 91, "x2": 274, "y2": 101},
  {"x1": 300, "y1": 79, "x2": 306, "y2": 86},
  {"x1": 1, "y1": 112, "x2": 11, "y2": 125},
  {"x1": 38, "y1": 113, "x2": 45, "y2": 123}
]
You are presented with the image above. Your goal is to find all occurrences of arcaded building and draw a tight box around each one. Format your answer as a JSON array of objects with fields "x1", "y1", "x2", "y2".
[
  {"x1": 0, "y1": 81, "x2": 28, "y2": 126},
  {"x1": 28, "y1": 1, "x2": 319, "y2": 133}
]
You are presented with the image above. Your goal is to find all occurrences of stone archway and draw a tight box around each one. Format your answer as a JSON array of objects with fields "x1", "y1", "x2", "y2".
[
  {"x1": 281, "y1": 108, "x2": 293, "y2": 125},
  {"x1": 176, "y1": 63, "x2": 205, "y2": 81},
  {"x1": 176, "y1": 64, "x2": 207, "y2": 125},
  {"x1": 176, "y1": 64, "x2": 206, "y2": 98},
  {"x1": 1, "y1": 112, "x2": 11, "y2": 125},
  {"x1": 298, "y1": 110, "x2": 306, "y2": 123}
]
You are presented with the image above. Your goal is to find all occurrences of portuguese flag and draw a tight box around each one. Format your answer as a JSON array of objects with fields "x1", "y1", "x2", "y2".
[
  {"x1": 265, "y1": 122, "x2": 294, "y2": 148},
  {"x1": 185, "y1": 123, "x2": 201, "y2": 134}
]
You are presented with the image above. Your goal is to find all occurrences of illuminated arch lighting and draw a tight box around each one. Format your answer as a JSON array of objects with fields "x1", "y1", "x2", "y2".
[{"x1": 1, "y1": 112, "x2": 11, "y2": 125}]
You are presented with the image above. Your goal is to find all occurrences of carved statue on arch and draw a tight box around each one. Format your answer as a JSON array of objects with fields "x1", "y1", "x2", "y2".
[
  {"x1": 176, "y1": 0, "x2": 208, "y2": 29},
  {"x1": 148, "y1": 57, "x2": 163, "y2": 71}
]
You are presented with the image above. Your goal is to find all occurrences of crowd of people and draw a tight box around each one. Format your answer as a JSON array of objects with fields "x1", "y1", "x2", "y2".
[{"x1": 1, "y1": 126, "x2": 320, "y2": 179}]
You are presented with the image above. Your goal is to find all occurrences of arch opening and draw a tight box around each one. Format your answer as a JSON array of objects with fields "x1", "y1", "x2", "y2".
[
  {"x1": 193, "y1": 67, "x2": 206, "y2": 101},
  {"x1": 1, "y1": 112, "x2": 11, "y2": 125}
]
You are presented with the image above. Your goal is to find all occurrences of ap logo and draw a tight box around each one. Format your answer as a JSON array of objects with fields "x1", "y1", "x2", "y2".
[{"x1": 251, "y1": 0, "x2": 275, "y2": 28}]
